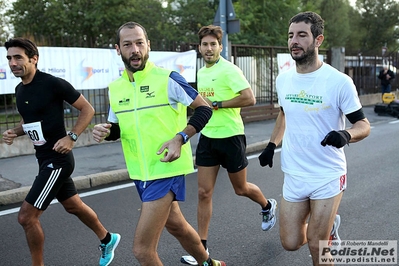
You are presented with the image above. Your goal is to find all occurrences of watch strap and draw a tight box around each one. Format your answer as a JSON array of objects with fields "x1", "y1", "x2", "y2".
[
  {"x1": 68, "y1": 131, "x2": 78, "y2": 142},
  {"x1": 176, "y1": 132, "x2": 189, "y2": 144}
]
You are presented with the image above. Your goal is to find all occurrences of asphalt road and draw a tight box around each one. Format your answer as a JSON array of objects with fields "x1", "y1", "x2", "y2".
[
  {"x1": 0, "y1": 118, "x2": 398, "y2": 265},
  {"x1": 0, "y1": 106, "x2": 393, "y2": 192}
]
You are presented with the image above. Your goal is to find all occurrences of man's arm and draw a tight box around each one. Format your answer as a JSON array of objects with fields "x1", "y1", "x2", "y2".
[
  {"x1": 52, "y1": 94, "x2": 94, "y2": 153},
  {"x1": 158, "y1": 94, "x2": 212, "y2": 162},
  {"x1": 69, "y1": 94, "x2": 95, "y2": 136},
  {"x1": 378, "y1": 70, "x2": 384, "y2": 80},
  {"x1": 211, "y1": 87, "x2": 256, "y2": 108},
  {"x1": 321, "y1": 109, "x2": 370, "y2": 148},
  {"x1": 258, "y1": 108, "x2": 285, "y2": 168},
  {"x1": 389, "y1": 70, "x2": 395, "y2": 80},
  {"x1": 269, "y1": 109, "x2": 286, "y2": 146},
  {"x1": 2, "y1": 119, "x2": 25, "y2": 145},
  {"x1": 346, "y1": 118, "x2": 370, "y2": 143}
]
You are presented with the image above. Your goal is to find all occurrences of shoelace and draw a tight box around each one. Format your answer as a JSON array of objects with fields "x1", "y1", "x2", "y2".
[
  {"x1": 260, "y1": 210, "x2": 273, "y2": 221},
  {"x1": 99, "y1": 244, "x2": 108, "y2": 258}
]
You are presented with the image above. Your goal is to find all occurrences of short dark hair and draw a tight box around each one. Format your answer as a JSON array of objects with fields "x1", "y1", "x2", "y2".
[
  {"x1": 198, "y1": 25, "x2": 223, "y2": 45},
  {"x1": 4, "y1": 37, "x2": 39, "y2": 58},
  {"x1": 289, "y1": 11, "x2": 324, "y2": 39},
  {"x1": 116, "y1": 22, "x2": 148, "y2": 46}
]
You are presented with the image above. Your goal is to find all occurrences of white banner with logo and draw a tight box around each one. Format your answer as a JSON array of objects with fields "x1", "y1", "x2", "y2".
[
  {"x1": 0, "y1": 48, "x2": 197, "y2": 95},
  {"x1": 277, "y1": 53, "x2": 324, "y2": 74}
]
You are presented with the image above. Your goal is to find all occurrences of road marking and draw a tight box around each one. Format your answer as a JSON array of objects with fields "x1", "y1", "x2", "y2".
[
  {"x1": 0, "y1": 148, "x2": 281, "y2": 217},
  {"x1": 0, "y1": 182, "x2": 136, "y2": 216}
]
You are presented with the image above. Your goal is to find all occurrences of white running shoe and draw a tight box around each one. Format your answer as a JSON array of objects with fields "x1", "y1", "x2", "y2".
[
  {"x1": 260, "y1": 198, "x2": 277, "y2": 231},
  {"x1": 180, "y1": 248, "x2": 209, "y2": 265},
  {"x1": 329, "y1": 214, "x2": 341, "y2": 250}
]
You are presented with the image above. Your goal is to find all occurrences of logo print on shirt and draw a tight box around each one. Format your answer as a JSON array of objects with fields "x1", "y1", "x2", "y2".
[
  {"x1": 118, "y1": 98, "x2": 130, "y2": 106},
  {"x1": 199, "y1": 88, "x2": 215, "y2": 98},
  {"x1": 146, "y1": 91, "x2": 155, "y2": 98},
  {"x1": 285, "y1": 90, "x2": 322, "y2": 105},
  {"x1": 140, "y1": 86, "x2": 149, "y2": 93}
]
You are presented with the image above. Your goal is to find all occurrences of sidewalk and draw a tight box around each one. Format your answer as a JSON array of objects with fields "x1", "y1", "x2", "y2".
[{"x1": 0, "y1": 106, "x2": 394, "y2": 205}]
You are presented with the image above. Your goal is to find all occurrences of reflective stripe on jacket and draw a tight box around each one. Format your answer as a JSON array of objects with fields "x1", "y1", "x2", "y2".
[{"x1": 108, "y1": 61, "x2": 193, "y2": 181}]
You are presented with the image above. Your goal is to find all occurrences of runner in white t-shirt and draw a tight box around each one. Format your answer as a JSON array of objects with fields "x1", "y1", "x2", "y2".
[{"x1": 258, "y1": 12, "x2": 370, "y2": 266}]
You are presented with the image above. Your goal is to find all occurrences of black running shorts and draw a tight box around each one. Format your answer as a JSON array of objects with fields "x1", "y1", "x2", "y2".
[
  {"x1": 195, "y1": 134, "x2": 248, "y2": 173},
  {"x1": 25, "y1": 152, "x2": 78, "y2": 210}
]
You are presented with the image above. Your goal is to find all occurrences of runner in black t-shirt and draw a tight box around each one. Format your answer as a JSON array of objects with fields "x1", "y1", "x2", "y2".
[{"x1": 2, "y1": 38, "x2": 120, "y2": 266}]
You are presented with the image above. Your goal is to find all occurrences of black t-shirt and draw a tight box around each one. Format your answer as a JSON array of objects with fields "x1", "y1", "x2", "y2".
[{"x1": 15, "y1": 70, "x2": 80, "y2": 159}]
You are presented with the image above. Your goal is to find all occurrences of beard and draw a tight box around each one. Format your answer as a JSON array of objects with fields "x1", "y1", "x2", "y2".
[
  {"x1": 290, "y1": 43, "x2": 317, "y2": 66},
  {"x1": 122, "y1": 52, "x2": 149, "y2": 73}
]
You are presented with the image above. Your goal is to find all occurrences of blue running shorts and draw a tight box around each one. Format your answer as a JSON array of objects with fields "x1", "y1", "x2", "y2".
[{"x1": 133, "y1": 175, "x2": 186, "y2": 202}]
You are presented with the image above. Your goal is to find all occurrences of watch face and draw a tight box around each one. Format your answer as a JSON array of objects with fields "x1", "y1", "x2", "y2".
[
  {"x1": 212, "y1": 101, "x2": 218, "y2": 110},
  {"x1": 68, "y1": 132, "x2": 78, "y2": 141}
]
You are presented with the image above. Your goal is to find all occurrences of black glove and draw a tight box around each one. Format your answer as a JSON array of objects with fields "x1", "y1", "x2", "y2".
[
  {"x1": 321, "y1": 130, "x2": 351, "y2": 148},
  {"x1": 258, "y1": 142, "x2": 276, "y2": 168}
]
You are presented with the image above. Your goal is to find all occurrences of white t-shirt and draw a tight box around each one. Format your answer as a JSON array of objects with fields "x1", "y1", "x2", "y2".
[{"x1": 276, "y1": 63, "x2": 362, "y2": 181}]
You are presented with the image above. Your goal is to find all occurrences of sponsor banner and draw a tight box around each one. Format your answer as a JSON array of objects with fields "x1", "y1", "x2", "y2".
[
  {"x1": 0, "y1": 48, "x2": 196, "y2": 95},
  {"x1": 319, "y1": 240, "x2": 397, "y2": 265},
  {"x1": 277, "y1": 53, "x2": 324, "y2": 74}
]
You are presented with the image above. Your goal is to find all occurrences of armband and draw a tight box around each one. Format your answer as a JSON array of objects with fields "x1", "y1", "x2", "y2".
[
  {"x1": 345, "y1": 108, "x2": 365, "y2": 124},
  {"x1": 104, "y1": 123, "x2": 121, "y2": 141},
  {"x1": 188, "y1": 105, "x2": 213, "y2": 133}
]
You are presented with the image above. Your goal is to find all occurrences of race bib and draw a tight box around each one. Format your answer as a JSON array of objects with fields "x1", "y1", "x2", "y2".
[{"x1": 22, "y1": 121, "x2": 47, "y2": 146}]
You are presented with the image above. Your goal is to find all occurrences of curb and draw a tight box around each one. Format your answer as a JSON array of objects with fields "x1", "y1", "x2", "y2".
[
  {"x1": 0, "y1": 169, "x2": 129, "y2": 206},
  {"x1": 0, "y1": 142, "x2": 267, "y2": 207}
]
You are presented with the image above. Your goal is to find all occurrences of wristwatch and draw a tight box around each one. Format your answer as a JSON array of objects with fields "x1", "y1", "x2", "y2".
[
  {"x1": 68, "y1": 131, "x2": 78, "y2": 142},
  {"x1": 176, "y1": 132, "x2": 189, "y2": 144},
  {"x1": 212, "y1": 101, "x2": 218, "y2": 110}
]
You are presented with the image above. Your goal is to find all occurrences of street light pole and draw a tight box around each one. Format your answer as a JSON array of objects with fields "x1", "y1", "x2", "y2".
[{"x1": 219, "y1": 0, "x2": 228, "y2": 59}]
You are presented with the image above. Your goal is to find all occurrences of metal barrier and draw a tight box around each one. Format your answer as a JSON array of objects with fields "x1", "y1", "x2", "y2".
[{"x1": 13, "y1": 43, "x2": 399, "y2": 134}]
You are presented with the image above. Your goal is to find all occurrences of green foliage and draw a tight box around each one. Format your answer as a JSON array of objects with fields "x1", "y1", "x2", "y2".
[
  {"x1": 6, "y1": 0, "x2": 171, "y2": 48},
  {"x1": 0, "y1": 0, "x2": 11, "y2": 44},
  {"x1": 354, "y1": 0, "x2": 399, "y2": 54},
  {"x1": 319, "y1": 0, "x2": 351, "y2": 49},
  {"x1": 164, "y1": 0, "x2": 217, "y2": 44},
  {"x1": 2, "y1": 0, "x2": 399, "y2": 54},
  {"x1": 229, "y1": 0, "x2": 304, "y2": 46}
]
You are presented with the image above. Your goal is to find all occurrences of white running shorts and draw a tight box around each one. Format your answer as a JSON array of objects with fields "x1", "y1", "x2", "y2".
[{"x1": 283, "y1": 173, "x2": 347, "y2": 202}]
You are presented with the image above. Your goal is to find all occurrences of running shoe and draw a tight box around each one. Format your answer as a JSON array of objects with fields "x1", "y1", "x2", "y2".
[
  {"x1": 204, "y1": 259, "x2": 226, "y2": 266},
  {"x1": 99, "y1": 233, "x2": 121, "y2": 266},
  {"x1": 260, "y1": 198, "x2": 277, "y2": 231},
  {"x1": 329, "y1": 214, "x2": 341, "y2": 250},
  {"x1": 181, "y1": 248, "x2": 209, "y2": 265}
]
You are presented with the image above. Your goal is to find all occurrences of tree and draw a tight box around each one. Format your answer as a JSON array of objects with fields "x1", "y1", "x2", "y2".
[
  {"x1": 229, "y1": 0, "x2": 304, "y2": 46},
  {"x1": 6, "y1": 0, "x2": 399, "y2": 56},
  {"x1": 345, "y1": 4, "x2": 365, "y2": 53},
  {"x1": 319, "y1": 0, "x2": 351, "y2": 49},
  {"x1": 0, "y1": 0, "x2": 12, "y2": 44},
  {"x1": 164, "y1": 0, "x2": 217, "y2": 44},
  {"x1": 6, "y1": 0, "x2": 171, "y2": 48},
  {"x1": 355, "y1": 0, "x2": 399, "y2": 54}
]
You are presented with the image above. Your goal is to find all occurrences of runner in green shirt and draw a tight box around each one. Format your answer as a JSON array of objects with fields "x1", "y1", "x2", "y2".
[{"x1": 181, "y1": 25, "x2": 277, "y2": 265}]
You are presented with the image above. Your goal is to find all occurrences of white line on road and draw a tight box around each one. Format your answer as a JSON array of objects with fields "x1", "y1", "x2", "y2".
[
  {"x1": 0, "y1": 182, "x2": 136, "y2": 216},
  {"x1": 0, "y1": 149, "x2": 282, "y2": 217}
]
